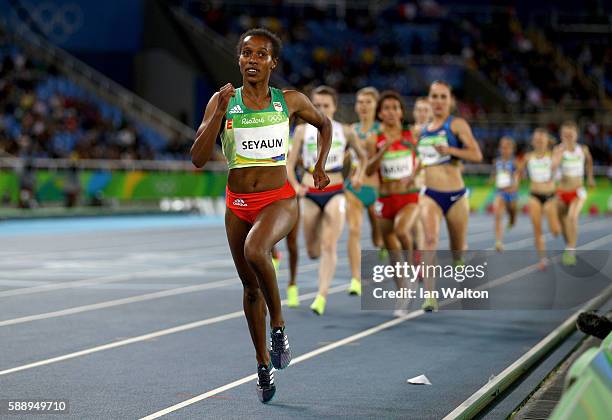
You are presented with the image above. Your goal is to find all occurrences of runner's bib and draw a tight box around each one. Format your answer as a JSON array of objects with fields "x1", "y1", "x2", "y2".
[
  {"x1": 527, "y1": 155, "x2": 552, "y2": 183},
  {"x1": 381, "y1": 150, "x2": 414, "y2": 181},
  {"x1": 221, "y1": 87, "x2": 290, "y2": 169},
  {"x1": 496, "y1": 171, "x2": 512, "y2": 188},
  {"x1": 561, "y1": 147, "x2": 585, "y2": 178},
  {"x1": 417, "y1": 134, "x2": 450, "y2": 166}
]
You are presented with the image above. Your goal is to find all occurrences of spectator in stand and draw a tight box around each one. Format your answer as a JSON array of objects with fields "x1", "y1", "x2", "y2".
[{"x1": 0, "y1": 37, "x2": 186, "y2": 161}]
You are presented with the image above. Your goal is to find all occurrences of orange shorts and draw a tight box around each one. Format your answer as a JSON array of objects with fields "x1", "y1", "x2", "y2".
[
  {"x1": 226, "y1": 181, "x2": 296, "y2": 224},
  {"x1": 557, "y1": 187, "x2": 586, "y2": 206},
  {"x1": 376, "y1": 192, "x2": 419, "y2": 220}
]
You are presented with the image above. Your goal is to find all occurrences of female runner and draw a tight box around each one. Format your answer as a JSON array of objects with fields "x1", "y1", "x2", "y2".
[
  {"x1": 551, "y1": 121, "x2": 595, "y2": 265},
  {"x1": 287, "y1": 85, "x2": 367, "y2": 315},
  {"x1": 492, "y1": 136, "x2": 519, "y2": 251},
  {"x1": 415, "y1": 81, "x2": 483, "y2": 312},
  {"x1": 191, "y1": 29, "x2": 331, "y2": 403},
  {"x1": 516, "y1": 128, "x2": 560, "y2": 269},
  {"x1": 366, "y1": 91, "x2": 420, "y2": 316},
  {"x1": 345, "y1": 86, "x2": 381, "y2": 296}
]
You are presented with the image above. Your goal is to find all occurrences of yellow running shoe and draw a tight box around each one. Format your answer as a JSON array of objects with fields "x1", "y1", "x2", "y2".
[
  {"x1": 421, "y1": 297, "x2": 439, "y2": 312},
  {"x1": 348, "y1": 278, "x2": 362, "y2": 296},
  {"x1": 287, "y1": 285, "x2": 299, "y2": 308},
  {"x1": 310, "y1": 295, "x2": 326, "y2": 315},
  {"x1": 378, "y1": 247, "x2": 389, "y2": 261},
  {"x1": 562, "y1": 250, "x2": 576, "y2": 266},
  {"x1": 272, "y1": 257, "x2": 280, "y2": 274},
  {"x1": 495, "y1": 241, "x2": 504, "y2": 252}
]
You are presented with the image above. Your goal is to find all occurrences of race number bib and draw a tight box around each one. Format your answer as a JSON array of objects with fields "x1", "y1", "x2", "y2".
[
  {"x1": 528, "y1": 159, "x2": 552, "y2": 183},
  {"x1": 381, "y1": 152, "x2": 413, "y2": 181},
  {"x1": 234, "y1": 112, "x2": 288, "y2": 160},
  {"x1": 418, "y1": 135, "x2": 450, "y2": 166},
  {"x1": 496, "y1": 171, "x2": 512, "y2": 189}
]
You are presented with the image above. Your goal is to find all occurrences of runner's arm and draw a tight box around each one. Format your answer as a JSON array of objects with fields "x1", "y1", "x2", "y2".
[
  {"x1": 287, "y1": 124, "x2": 305, "y2": 192},
  {"x1": 191, "y1": 84, "x2": 235, "y2": 167},
  {"x1": 584, "y1": 145, "x2": 595, "y2": 187},
  {"x1": 345, "y1": 125, "x2": 367, "y2": 183},
  {"x1": 284, "y1": 90, "x2": 331, "y2": 189},
  {"x1": 366, "y1": 133, "x2": 387, "y2": 176},
  {"x1": 446, "y1": 117, "x2": 483, "y2": 163}
]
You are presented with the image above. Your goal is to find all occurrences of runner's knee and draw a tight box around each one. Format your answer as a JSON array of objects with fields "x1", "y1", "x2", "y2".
[
  {"x1": 396, "y1": 231, "x2": 412, "y2": 249},
  {"x1": 320, "y1": 237, "x2": 337, "y2": 255},
  {"x1": 348, "y1": 222, "x2": 361, "y2": 238},
  {"x1": 244, "y1": 240, "x2": 269, "y2": 269}
]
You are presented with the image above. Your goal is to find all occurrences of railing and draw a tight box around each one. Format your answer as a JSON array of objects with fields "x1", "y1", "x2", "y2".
[
  {"x1": 0, "y1": 157, "x2": 226, "y2": 172},
  {"x1": 1, "y1": 18, "x2": 196, "y2": 141},
  {"x1": 169, "y1": 6, "x2": 292, "y2": 89}
]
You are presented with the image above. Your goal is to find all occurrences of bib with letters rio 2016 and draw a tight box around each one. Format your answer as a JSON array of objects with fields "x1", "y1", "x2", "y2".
[{"x1": 221, "y1": 87, "x2": 290, "y2": 169}]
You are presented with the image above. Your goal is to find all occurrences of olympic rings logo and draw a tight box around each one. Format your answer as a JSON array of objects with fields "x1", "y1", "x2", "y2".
[
  {"x1": 267, "y1": 114, "x2": 284, "y2": 123},
  {"x1": 29, "y1": 2, "x2": 84, "y2": 43}
]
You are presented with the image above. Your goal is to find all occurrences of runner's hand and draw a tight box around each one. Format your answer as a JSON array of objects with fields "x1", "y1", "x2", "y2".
[
  {"x1": 400, "y1": 174, "x2": 415, "y2": 187},
  {"x1": 588, "y1": 177, "x2": 596, "y2": 188},
  {"x1": 435, "y1": 144, "x2": 450, "y2": 155},
  {"x1": 216, "y1": 83, "x2": 235, "y2": 115},
  {"x1": 296, "y1": 184, "x2": 309, "y2": 197},
  {"x1": 312, "y1": 164, "x2": 330, "y2": 190}
]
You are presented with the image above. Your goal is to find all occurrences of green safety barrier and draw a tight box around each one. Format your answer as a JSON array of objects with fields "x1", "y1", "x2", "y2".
[
  {"x1": 549, "y1": 331, "x2": 612, "y2": 420},
  {"x1": 1, "y1": 170, "x2": 610, "y2": 213},
  {"x1": 0, "y1": 170, "x2": 227, "y2": 203}
]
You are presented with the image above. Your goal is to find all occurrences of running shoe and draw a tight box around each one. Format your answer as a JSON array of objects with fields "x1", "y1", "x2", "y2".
[
  {"x1": 562, "y1": 250, "x2": 577, "y2": 266},
  {"x1": 286, "y1": 285, "x2": 299, "y2": 308},
  {"x1": 393, "y1": 297, "x2": 410, "y2": 317},
  {"x1": 393, "y1": 309, "x2": 410, "y2": 317},
  {"x1": 272, "y1": 257, "x2": 281, "y2": 274},
  {"x1": 537, "y1": 257, "x2": 548, "y2": 271},
  {"x1": 348, "y1": 278, "x2": 362, "y2": 296},
  {"x1": 378, "y1": 247, "x2": 389, "y2": 261},
  {"x1": 310, "y1": 294, "x2": 326, "y2": 315},
  {"x1": 269, "y1": 326, "x2": 291, "y2": 369},
  {"x1": 495, "y1": 241, "x2": 504, "y2": 252},
  {"x1": 422, "y1": 297, "x2": 439, "y2": 312},
  {"x1": 256, "y1": 362, "x2": 276, "y2": 403}
]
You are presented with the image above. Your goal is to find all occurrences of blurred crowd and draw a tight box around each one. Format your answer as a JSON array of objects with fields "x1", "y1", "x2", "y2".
[
  {"x1": 181, "y1": 0, "x2": 608, "y2": 113},
  {"x1": 0, "y1": 35, "x2": 188, "y2": 161}
]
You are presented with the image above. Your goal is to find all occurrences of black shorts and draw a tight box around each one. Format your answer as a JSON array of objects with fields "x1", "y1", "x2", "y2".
[{"x1": 530, "y1": 192, "x2": 555, "y2": 205}]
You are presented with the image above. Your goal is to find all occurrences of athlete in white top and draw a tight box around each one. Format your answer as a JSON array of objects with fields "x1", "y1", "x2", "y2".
[
  {"x1": 287, "y1": 86, "x2": 367, "y2": 315},
  {"x1": 516, "y1": 128, "x2": 560, "y2": 270},
  {"x1": 551, "y1": 121, "x2": 595, "y2": 265}
]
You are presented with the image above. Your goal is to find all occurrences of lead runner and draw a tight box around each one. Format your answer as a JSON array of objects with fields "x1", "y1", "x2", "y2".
[{"x1": 190, "y1": 28, "x2": 331, "y2": 403}]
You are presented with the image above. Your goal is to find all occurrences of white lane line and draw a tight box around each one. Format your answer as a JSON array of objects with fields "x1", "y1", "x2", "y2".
[
  {"x1": 0, "y1": 227, "x2": 227, "y2": 258},
  {"x1": 0, "y1": 220, "x2": 551, "y2": 324},
  {"x1": 443, "y1": 283, "x2": 612, "y2": 420},
  {"x1": 0, "y1": 259, "x2": 237, "y2": 299},
  {"x1": 140, "y1": 310, "x2": 425, "y2": 420},
  {"x1": 503, "y1": 218, "x2": 610, "y2": 250},
  {"x1": 0, "y1": 263, "x2": 319, "y2": 327},
  {"x1": 579, "y1": 232, "x2": 612, "y2": 250},
  {"x1": 139, "y1": 231, "x2": 612, "y2": 419},
  {"x1": 0, "y1": 283, "x2": 349, "y2": 377},
  {"x1": 1, "y1": 219, "x2": 608, "y2": 379},
  {"x1": 441, "y1": 217, "x2": 605, "y2": 250},
  {"x1": 0, "y1": 247, "x2": 234, "y2": 279}
]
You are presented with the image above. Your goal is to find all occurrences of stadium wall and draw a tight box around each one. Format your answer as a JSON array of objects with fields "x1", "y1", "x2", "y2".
[{"x1": 1, "y1": 171, "x2": 609, "y2": 214}]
